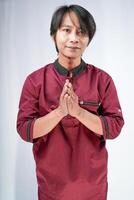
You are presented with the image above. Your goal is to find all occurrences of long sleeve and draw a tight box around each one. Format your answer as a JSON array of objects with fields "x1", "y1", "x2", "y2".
[
  {"x1": 98, "y1": 74, "x2": 124, "y2": 140},
  {"x1": 16, "y1": 76, "x2": 40, "y2": 143}
]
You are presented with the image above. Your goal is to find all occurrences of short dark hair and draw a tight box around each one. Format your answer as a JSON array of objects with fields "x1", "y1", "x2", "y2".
[{"x1": 50, "y1": 4, "x2": 96, "y2": 46}]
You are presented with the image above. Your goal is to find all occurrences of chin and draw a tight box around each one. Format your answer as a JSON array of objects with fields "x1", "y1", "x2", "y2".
[
  {"x1": 65, "y1": 53, "x2": 80, "y2": 59},
  {"x1": 66, "y1": 56, "x2": 79, "y2": 60}
]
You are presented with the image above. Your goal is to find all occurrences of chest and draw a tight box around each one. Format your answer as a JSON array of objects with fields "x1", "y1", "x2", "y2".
[{"x1": 38, "y1": 71, "x2": 101, "y2": 116}]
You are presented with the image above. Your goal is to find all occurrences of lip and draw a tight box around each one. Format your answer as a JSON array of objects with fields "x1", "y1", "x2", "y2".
[{"x1": 66, "y1": 46, "x2": 80, "y2": 49}]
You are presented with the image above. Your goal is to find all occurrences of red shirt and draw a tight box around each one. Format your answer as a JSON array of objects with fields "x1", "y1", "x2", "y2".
[{"x1": 17, "y1": 60, "x2": 124, "y2": 200}]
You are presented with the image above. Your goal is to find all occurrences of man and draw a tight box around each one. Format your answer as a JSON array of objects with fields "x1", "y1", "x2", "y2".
[{"x1": 17, "y1": 5, "x2": 124, "y2": 199}]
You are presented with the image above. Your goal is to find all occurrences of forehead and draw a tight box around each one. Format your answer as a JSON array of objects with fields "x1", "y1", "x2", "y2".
[{"x1": 60, "y1": 12, "x2": 80, "y2": 28}]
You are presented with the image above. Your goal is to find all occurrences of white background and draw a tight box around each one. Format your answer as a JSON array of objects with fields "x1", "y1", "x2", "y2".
[{"x1": 0, "y1": 0, "x2": 133, "y2": 199}]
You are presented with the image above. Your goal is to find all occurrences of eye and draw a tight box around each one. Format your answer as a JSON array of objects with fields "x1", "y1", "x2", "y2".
[
  {"x1": 77, "y1": 29, "x2": 86, "y2": 36},
  {"x1": 77, "y1": 29, "x2": 84, "y2": 35},
  {"x1": 63, "y1": 28, "x2": 70, "y2": 33}
]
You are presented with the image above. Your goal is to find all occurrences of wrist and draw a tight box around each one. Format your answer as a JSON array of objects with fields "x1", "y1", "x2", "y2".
[
  {"x1": 55, "y1": 107, "x2": 66, "y2": 119},
  {"x1": 75, "y1": 106, "x2": 84, "y2": 119}
]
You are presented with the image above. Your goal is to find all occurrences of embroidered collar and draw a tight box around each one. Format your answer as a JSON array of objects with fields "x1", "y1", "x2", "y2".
[{"x1": 54, "y1": 59, "x2": 87, "y2": 76}]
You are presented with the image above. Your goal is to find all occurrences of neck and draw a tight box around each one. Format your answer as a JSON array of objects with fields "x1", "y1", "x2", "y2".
[{"x1": 58, "y1": 55, "x2": 81, "y2": 70}]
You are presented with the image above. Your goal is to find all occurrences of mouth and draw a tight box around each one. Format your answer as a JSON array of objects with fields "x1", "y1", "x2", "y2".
[{"x1": 66, "y1": 46, "x2": 80, "y2": 50}]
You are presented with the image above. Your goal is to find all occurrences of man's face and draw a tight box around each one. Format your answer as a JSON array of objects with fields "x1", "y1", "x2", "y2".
[{"x1": 54, "y1": 12, "x2": 89, "y2": 60}]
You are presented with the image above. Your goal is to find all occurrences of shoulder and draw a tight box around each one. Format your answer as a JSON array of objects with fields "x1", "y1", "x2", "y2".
[
  {"x1": 22, "y1": 63, "x2": 54, "y2": 95},
  {"x1": 86, "y1": 63, "x2": 117, "y2": 98},
  {"x1": 27, "y1": 63, "x2": 54, "y2": 82},
  {"x1": 86, "y1": 63, "x2": 113, "y2": 82}
]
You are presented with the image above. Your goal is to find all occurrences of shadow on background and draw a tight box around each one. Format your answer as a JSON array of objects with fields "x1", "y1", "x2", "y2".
[{"x1": 15, "y1": 140, "x2": 37, "y2": 200}]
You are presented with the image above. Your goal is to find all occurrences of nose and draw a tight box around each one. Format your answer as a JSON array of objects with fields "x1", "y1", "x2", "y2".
[{"x1": 69, "y1": 32, "x2": 79, "y2": 44}]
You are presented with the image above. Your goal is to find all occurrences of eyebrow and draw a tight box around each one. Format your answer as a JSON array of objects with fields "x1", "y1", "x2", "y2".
[
  {"x1": 61, "y1": 24, "x2": 81, "y2": 29},
  {"x1": 61, "y1": 25, "x2": 73, "y2": 28}
]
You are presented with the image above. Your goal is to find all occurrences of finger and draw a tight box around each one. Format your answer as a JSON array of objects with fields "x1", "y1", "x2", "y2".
[
  {"x1": 69, "y1": 83, "x2": 76, "y2": 96},
  {"x1": 60, "y1": 91, "x2": 67, "y2": 103},
  {"x1": 60, "y1": 89, "x2": 65, "y2": 100},
  {"x1": 63, "y1": 82, "x2": 72, "y2": 96},
  {"x1": 68, "y1": 82, "x2": 72, "y2": 88},
  {"x1": 64, "y1": 79, "x2": 70, "y2": 88},
  {"x1": 66, "y1": 82, "x2": 73, "y2": 94},
  {"x1": 64, "y1": 93, "x2": 70, "y2": 110},
  {"x1": 65, "y1": 79, "x2": 69, "y2": 84},
  {"x1": 67, "y1": 87, "x2": 76, "y2": 99},
  {"x1": 67, "y1": 95, "x2": 73, "y2": 105},
  {"x1": 64, "y1": 80, "x2": 77, "y2": 100},
  {"x1": 63, "y1": 80, "x2": 71, "y2": 94},
  {"x1": 60, "y1": 93, "x2": 68, "y2": 109},
  {"x1": 60, "y1": 83, "x2": 69, "y2": 99},
  {"x1": 64, "y1": 93, "x2": 69, "y2": 100}
]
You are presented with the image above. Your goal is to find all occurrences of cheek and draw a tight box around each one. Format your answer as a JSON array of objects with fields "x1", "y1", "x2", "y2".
[
  {"x1": 81, "y1": 43, "x2": 88, "y2": 52},
  {"x1": 82, "y1": 39, "x2": 89, "y2": 50},
  {"x1": 85, "y1": 38, "x2": 89, "y2": 46},
  {"x1": 55, "y1": 34, "x2": 66, "y2": 47}
]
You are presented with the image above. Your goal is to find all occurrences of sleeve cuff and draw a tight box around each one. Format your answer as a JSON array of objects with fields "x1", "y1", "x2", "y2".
[
  {"x1": 99, "y1": 116, "x2": 109, "y2": 140},
  {"x1": 26, "y1": 118, "x2": 37, "y2": 143}
]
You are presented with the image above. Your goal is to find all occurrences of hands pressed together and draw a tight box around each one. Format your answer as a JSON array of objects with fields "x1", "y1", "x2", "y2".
[
  {"x1": 57, "y1": 79, "x2": 82, "y2": 118},
  {"x1": 33, "y1": 79, "x2": 102, "y2": 138}
]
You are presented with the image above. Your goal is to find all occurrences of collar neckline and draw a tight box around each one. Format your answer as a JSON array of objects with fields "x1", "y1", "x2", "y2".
[{"x1": 54, "y1": 59, "x2": 87, "y2": 76}]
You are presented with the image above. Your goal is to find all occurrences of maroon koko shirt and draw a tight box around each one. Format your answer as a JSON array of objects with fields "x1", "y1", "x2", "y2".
[{"x1": 17, "y1": 60, "x2": 124, "y2": 200}]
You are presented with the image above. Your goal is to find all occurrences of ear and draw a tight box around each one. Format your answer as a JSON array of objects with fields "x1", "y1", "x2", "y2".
[
  {"x1": 51, "y1": 35, "x2": 59, "y2": 53},
  {"x1": 52, "y1": 36, "x2": 55, "y2": 42},
  {"x1": 87, "y1": 39, "x2": 90, "y2": 46},
  {"x1": 52, "y1": 34, "x2": 56, "y2": 42}
]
